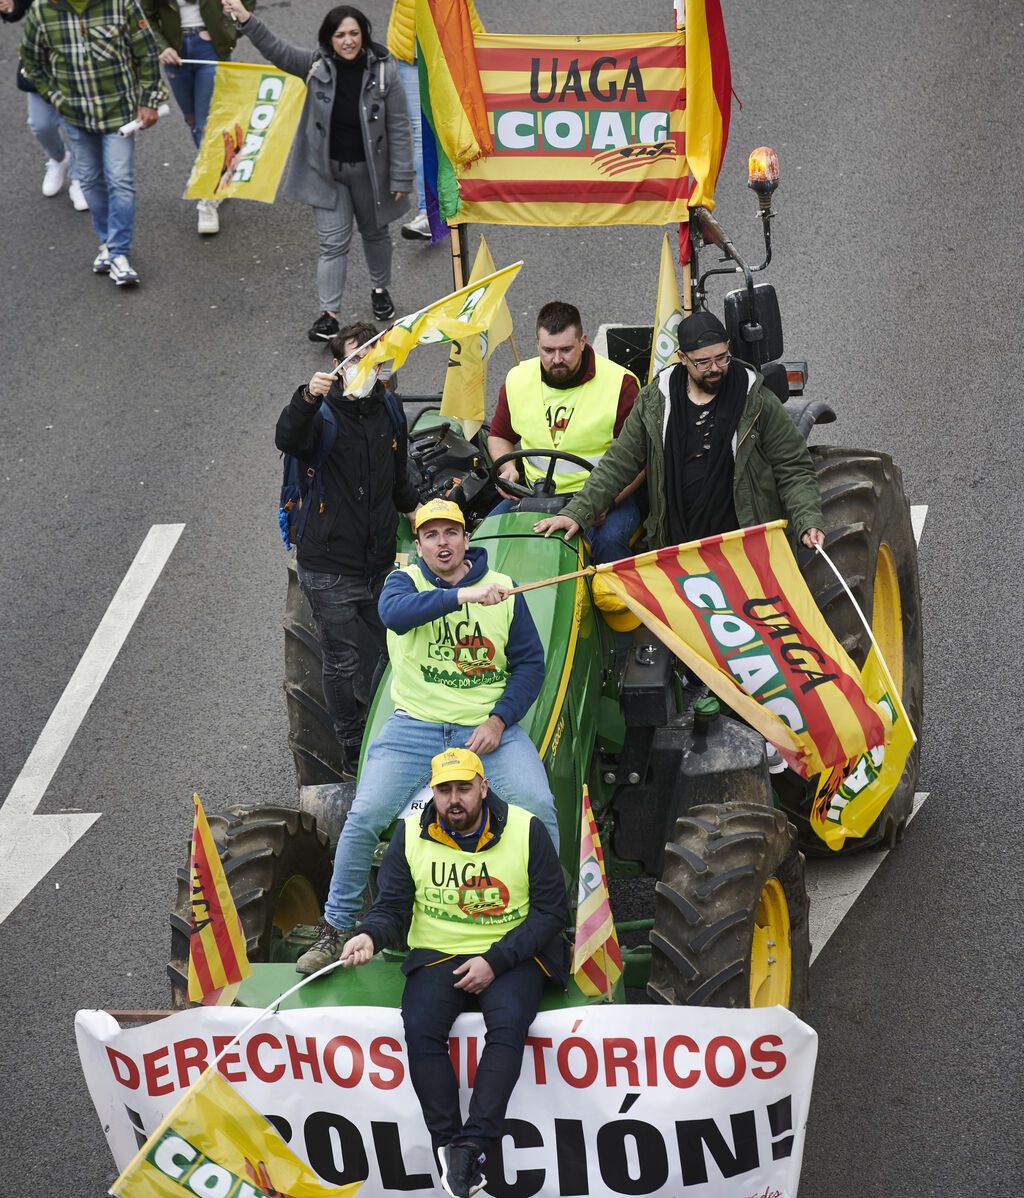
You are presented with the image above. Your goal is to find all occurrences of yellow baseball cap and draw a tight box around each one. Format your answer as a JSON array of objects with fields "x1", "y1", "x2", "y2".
[
  {"x1": 430, "y1": 747, "x2": 484, "y2": 786},
  {"x1": 414, "y1": 498, "x2": 466, "y2": 531},
  {"x1": 592, "y1": 574, "x2": 641, "y2": 633}
]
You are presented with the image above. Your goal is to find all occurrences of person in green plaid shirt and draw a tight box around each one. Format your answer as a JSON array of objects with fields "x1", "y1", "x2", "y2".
[{"x1": 20, "y1": 0, "x2": 166, "y2": 285}]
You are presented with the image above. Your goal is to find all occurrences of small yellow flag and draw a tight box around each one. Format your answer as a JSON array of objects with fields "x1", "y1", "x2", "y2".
[
  {"x1": 439, "y1": 235, "x2": 514, "y2": 438},
  {"x1": 648, "y1": 233, "x2": 684, "y2": 383},
  {"x1": 110, "y1": 1068, "x2": 361, "y2": 1197},
  {"x1": 185, "y1": 63, "x2": 305, "y2": 203}
]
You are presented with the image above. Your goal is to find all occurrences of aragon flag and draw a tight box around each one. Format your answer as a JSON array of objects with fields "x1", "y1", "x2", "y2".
[
  {"x1": 343, "y1": 261, "x2": 523, "y2": 395},
  {"x1": 187, "y1": 793, "x2": 251, "y2": 1005},
  {"x1": 185, "y1": 63, "x2": 304, "y2": 203},
  {"x1": 110, "y1": 1066, "x2": 361, "y2": 1198},
  {"x1": 571, "y1": 786, "x2": 623, "y2": 998},
  {"x1": 595, "y1": 522, "x2": 891, "y2": 779}
]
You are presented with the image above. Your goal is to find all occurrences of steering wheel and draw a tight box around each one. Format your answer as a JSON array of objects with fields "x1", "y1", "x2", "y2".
[{"x1": 490, "y1": 449, "x2": 595, "y2": 501}]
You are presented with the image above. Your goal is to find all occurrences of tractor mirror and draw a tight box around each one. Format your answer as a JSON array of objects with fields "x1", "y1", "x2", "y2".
[
  {"x1": 723, "y1": 283, "x2": 784, "y2": 367},
  {"x1": 748, "y1": 146, "x2": 780, "y2": 211}
]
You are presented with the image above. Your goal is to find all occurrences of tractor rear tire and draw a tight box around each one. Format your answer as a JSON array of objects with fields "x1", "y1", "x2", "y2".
[
  {"x1": 648, "y1": 803, "x2": 809, "y2": 1013},
  {"x1": 168, "y1": 805, "x2": 331, "y2": 1007},
  {"x1": 284, "y1": 560, "x2": 378, "y2": 788},
  {"x1": 775, "y1": 447, "x2": 924, "y2": 854}
]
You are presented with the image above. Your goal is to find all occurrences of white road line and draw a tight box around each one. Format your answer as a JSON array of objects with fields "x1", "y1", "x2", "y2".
[
  {"x1": 0, "y1": 523, "x2": 185, "y2": 924},
  {"x1": 807, "y1": 793, "x2": 928, "y2": 963},
  {"x1": 911, "y1": 504, "x2": 928, "y2": 545}
]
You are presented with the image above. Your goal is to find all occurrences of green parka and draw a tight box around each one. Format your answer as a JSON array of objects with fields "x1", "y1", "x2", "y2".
[{"x1": 561, "y1": 362, "x2": 824, "y2": 555}]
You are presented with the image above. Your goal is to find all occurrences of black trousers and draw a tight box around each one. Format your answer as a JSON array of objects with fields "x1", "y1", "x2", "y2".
[{"x1": 401, "y1": 956, "x2": 544, "y2": 1153}]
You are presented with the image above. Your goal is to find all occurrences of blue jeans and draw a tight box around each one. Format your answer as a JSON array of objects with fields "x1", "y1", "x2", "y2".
[
  {"x1": 398, "y1": 59, "x2": 425, "y2": 215},
  {"x1": 402, "y1": 956, "x2": 544, "y2": 1154},
  {"x1": 297, "y1": 565, "x2": 390, "y2": 749},
  {"x1": 26, "y1": 91, "x2": 77, "y2": 176},
  {"x1": 490, "y1": 495, "x2": 641, "y2": 564},
  {"x1": 63, "y1": 124, "x2": 136, "y2": 256},
  {"x1": 324, "y1": 712, "x2": 559, "y2": 928},
  {"x1": 164, "y1": 31, "x2": 219, "y2": 149}
]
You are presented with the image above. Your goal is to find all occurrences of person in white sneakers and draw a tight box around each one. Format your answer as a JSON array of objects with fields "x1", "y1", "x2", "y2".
[
  {"x1": 19, "y1": 0, "x2": 166, "y2": 286},
  {"x1": 141, "y1": 0, "x2": 254, "y2": 235},
  {"x1": 1, "y1": 0, "x2": 88, "y2": 210}
]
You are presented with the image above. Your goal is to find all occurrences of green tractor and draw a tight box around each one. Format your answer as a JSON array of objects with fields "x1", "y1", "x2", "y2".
[{"x1": 169, "y1": 152, "x2": 922, "y2": 1016}]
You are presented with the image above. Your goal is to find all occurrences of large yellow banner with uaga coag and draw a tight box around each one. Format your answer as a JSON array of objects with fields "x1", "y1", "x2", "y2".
[{"x1": 185, "y1": 63, "x2": 304, "y2": 202}]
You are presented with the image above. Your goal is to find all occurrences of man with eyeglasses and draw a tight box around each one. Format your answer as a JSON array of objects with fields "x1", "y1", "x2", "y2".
[{"x1": 534, "y1": 310, "x2": 824, "y2": 556}]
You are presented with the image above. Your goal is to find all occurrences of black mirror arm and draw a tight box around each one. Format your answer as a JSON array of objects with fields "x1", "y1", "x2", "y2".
[{"x1": 691, "y1": 206, "x2": 762, "y2": 346}]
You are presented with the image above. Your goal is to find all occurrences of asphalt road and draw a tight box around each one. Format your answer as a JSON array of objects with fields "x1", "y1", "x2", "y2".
[{"x1": 1, "y1": 0, "x2": 1021, "y2": 1193}]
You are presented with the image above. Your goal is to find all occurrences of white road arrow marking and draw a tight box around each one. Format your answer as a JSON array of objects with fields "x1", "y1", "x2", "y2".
[
  {"x1": 0, "y1": 523, "x2": 185, "y2": 925},
  {"x1": 911, "y1": 504, "x2": 928, "y2": 545}
]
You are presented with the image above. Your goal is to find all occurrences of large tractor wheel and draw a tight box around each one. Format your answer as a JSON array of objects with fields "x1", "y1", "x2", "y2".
[
  {"x1": 776, "y1": 447, "x2": 924, "y2": 854},
  {"x1": 168, "y1": 805, "x2": 332, "y2": 1007},
  {"x1": 284, "y1": 560, "x2": 377, "y2": 787},
  {"x1": 647, "y1": 803, "x2": 810, "y2": 1013}
]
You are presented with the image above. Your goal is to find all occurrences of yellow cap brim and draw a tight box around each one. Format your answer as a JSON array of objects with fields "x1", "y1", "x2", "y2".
[{"x1": 430, "y1": 767, "x2": 481, "y2": 786}]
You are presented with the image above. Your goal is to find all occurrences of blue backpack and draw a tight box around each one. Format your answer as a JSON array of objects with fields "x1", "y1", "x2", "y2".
[{"x1": 278, "y1": 392, "x2": 405, "y2": 548}]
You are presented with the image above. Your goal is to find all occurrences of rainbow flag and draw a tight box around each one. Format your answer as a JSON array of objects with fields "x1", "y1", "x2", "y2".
[
  {"x1": 683, "y1": 0, "x2": 732, "y2": 211},
  {"x1": 595, "y1": 523, "x2": 890, "y2": 779},
  {"x1": 571, "y1": 786, "x2": 622, "y2": 998},
  {"x1": 186, "y1": 794, "x2": 251, "y2": 1006},
  {"x1": 111, "y1": 1067, "x2": 360, "y2": 1197}
]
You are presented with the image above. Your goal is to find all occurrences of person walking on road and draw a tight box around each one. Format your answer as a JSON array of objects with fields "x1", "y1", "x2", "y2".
[
  {"x1": 2, "y1": 0, "x2": 88, "y2": 211},
  {"x1": 275, "y1": 320, "x2": 420, "y2": 779},
  {"x1": 19, "y1": 0, "x2": 166, "y2": 286},
  {"x1": 140, "y1": 0, "x2": 254, "y2": 235},
  {"x1": 296, "y1": 497, "x2": 560, "y2": 976},
  {"x1": 340, "y1": 746, "x2": 567, "y2": 1198},
  {"x1": 221, "y1": 0, "x2": 413, "y2": 339}
]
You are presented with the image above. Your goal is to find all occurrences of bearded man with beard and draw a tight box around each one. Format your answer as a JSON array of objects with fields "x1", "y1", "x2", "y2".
[{"x1": 535, "y1": 311, "x2": 824, "y2": 556}]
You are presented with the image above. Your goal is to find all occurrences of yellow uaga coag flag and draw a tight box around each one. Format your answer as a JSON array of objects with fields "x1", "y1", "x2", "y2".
[
  {"x1": 346, "y1": 261, "x2": 523, "y2": 393},
  {"x1": 439, "y1": 235, "x2": 513, "y2": 438},
  {"x1": 648, "y1": 232, "x2": 685, "y2": 382},
  {"x1": 111, "y1": 1067, "x2": 361, "y2": 1198},
  {"x1": 185, "y1": 63, "x2": 305, "y2": 202}
]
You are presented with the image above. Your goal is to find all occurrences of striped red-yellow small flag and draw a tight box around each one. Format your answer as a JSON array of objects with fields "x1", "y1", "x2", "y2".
[
  {"x1": 571, "y1": 786, "x2": 622, "y2": 998},
  {"x1": 186, "y1": 794, "x2": 251, "y2": 1005},
  {"x1": 596, "y1": 522, "x2": 890, "y2": 779}
]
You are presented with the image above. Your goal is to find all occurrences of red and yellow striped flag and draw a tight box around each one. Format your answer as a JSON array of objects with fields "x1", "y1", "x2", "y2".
[
  {"x1": 571, "y1": 786, "x2": 622, "y2": 998},
  {"x1": 187, "y1": 794, "x2": 251, "y2": 1005},
  {"x1": 683, "y1": 0, "x2": 732, "y2": 211},
  {"x1": 596, "y1": 522, "x2": 890, "y2": 779}
]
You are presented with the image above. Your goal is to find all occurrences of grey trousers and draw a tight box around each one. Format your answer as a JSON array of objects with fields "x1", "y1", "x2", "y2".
[{"x1": 313, "y1": 160, "x2": 393, "y2": 313}]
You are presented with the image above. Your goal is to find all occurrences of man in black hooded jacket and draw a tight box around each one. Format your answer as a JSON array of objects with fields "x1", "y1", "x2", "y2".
[{"x1": 276, "y1": 321, "x2": 420, "y2": 775}]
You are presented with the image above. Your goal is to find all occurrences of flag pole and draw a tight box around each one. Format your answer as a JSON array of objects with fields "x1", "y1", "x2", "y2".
[{"x1": 505, "y1": 565, "x2": 595, "y2": 595}]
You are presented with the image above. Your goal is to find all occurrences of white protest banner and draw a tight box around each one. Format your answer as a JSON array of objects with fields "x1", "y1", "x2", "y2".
[{"x1": 77, "y1": 1004, "x2": 817, "y2": 1198}]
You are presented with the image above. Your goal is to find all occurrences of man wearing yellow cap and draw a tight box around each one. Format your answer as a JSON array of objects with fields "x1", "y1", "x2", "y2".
[
  {"x1": 297, "y1": 497, "x2": 559, "y2": 975},
  {"x1": 341, "y1": 747, "x2": 567, "y2": 1198}
]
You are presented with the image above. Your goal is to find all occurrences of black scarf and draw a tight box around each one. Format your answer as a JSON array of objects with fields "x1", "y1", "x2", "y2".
[{"x1": 664, "y1": 361, "x2": 747, "y2": 543}]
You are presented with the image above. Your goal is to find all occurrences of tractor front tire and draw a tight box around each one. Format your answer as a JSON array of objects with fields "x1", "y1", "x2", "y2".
[
  {"x1": 168, "y1": 805, "x2": 332, "y2": 1007},
  {"x1": 777, "y1": 447, "x2": 924, "y2": 854},
  {"x1": 648, "y1": 803, "x2": 810, "y2": 1013}
]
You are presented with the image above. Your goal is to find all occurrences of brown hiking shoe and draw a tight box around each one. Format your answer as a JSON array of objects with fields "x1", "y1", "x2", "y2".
[{"x1": 295, "y1": 919, "x2": 352, "y2": 976}]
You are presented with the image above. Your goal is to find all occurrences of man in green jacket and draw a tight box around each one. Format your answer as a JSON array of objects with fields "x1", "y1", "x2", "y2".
[
  {"x1": 535, "y1": 311, "x2": 824, "y2": 555},
  {"x1": 20, "y1": 0, "x2": 166, "y2": 285}
]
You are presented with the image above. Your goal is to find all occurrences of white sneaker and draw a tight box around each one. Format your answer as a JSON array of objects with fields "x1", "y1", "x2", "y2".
[
  {"x1": 764, "y1": 742, "x2": 787, "y2": 775},
  {"x1": 401, "y1": 210, "x2": 431, "y2": 241},
  {"x1": 92, "y1": 243, "x2": 111, "y2": 274},
  {"x1": 42, "y1": 153, "x2": 70, "y2": 197},
  {"x1": 108, "y1": 254, "x2": 140, "y2": 286},
  {"x1": 68, "y1": 179, "x2": 89, "y2": 211},
  {"x1": 197, "y1": 198, "x2": 220, "y2": 235}
]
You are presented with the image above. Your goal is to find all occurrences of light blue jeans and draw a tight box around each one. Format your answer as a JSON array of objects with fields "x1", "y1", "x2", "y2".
[
  {"x1": 26, "y1": 91, "x2": 77, "y2": 177},
  {"x1": 324, "y1": 712, "x2": 559, "y2": 928},
  {"x1": 164, "y1": 31, "x2": 219, "y2": 149},
  {"x1": 490, "y1": 495, "x2": 641, "y2": 564},
  {"x1": 63, "y1": 124, "x2": 136, "y2": 256},
  {"x1": 398, "y1": 58, "x2": 425, "y2": 215}
]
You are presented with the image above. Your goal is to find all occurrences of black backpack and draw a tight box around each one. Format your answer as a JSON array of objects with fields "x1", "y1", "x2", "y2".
[{"x1": 278, "y1": 392, "x2": 405, "y2": 548}]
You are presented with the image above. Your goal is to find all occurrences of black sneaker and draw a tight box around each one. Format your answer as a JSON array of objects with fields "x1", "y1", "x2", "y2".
[
  {"x1": 341, "y1": 744, "x2": 360, "y2": 782},
  {"x1": 371, "y1": 288, "x2": 396, "y2": 321},
  {"x1": 294, "y1": 918, "x2": 352, "y2": 975},
  {"x1": 308, "y1": 311, "x2": 340, "y2": 342},
  {"x1": 437, "y1": 1144, "x2": 487, "y2": 1198}
]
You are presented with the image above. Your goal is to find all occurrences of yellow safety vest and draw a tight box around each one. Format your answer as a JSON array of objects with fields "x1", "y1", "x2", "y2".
[
  {"x1": 405, "y1": 804, "x2": 533, "y2": 955},
  {"x1": 387, "y1": 564, "x2": 515, "y2": 725},
  {"x1": 504, "y1": 354, "x2": 634, "y2": 494},
  {"x1": 386, "y1": 0, "x2": 484, "y2": 64}
]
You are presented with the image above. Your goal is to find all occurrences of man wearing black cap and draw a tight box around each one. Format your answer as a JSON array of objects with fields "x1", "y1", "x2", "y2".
[{"x1": 534, "y1": 310, "x2": 824, "y2": 554}]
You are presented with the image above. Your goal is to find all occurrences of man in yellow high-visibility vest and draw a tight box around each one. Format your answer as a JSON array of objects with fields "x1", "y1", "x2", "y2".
[
  {"x1": 341, "y1": 746, "x2": 567, "y2": 1198},
  {"x1": 487, "y1": 301, "x2": 644, "y2": 563}
]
